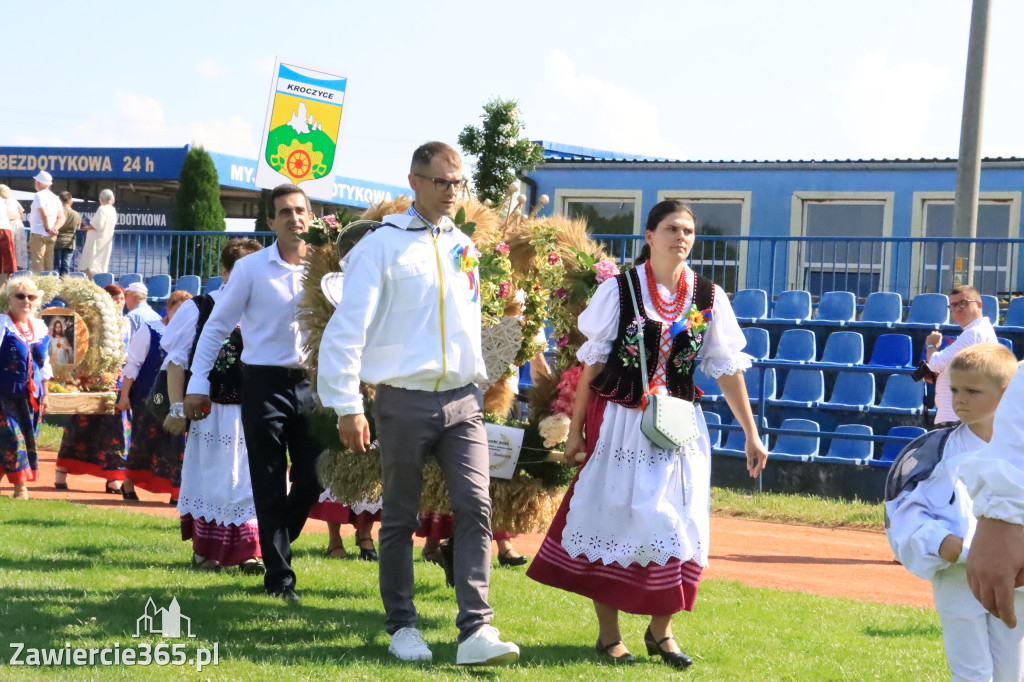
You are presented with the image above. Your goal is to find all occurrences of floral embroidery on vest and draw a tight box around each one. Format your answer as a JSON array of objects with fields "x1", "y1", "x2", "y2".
[{"x1": 618, "y1": 316, "x2": 645, "y2": 369}]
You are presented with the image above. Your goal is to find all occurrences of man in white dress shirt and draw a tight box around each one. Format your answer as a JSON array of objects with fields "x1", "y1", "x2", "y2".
[
  {"x1": 28, "y1": 171, "x2": 64, "y2": 273},
  {"x1": 318, "y1": 142, "x2": 519, "y2": 666},
  {"x1": 184, "y1": 184, "x2": 320, "y2": 602},
  {"x1": 926, "y1": 285, "x2": 997, "y2": 426}
]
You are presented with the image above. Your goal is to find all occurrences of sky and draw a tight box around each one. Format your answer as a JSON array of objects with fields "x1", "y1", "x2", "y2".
[{"x1": 3, "y1": 0, "x2": 1023, "y2": 188}]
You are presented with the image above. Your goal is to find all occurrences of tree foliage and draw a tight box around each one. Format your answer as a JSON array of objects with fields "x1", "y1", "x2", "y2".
[
  {"x1": 458, "y1": 98, "x2": 544, "y2": 206},
  {"x1": 170, "y1": 146, "x2": 226, "y2": 278}
]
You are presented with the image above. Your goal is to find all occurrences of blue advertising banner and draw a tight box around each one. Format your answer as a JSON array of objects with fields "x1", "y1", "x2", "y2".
[{"x1": 0, "y1": 146, "x2": 190, "y2": 181}]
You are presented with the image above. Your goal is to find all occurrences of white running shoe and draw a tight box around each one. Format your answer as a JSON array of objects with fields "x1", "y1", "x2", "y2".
[
  {"x1": 456, "y1": 625, "x2": 520, "y2": 666},
  {"x1": 388, "y1": 627, "x2": 432, "y2": 662}
]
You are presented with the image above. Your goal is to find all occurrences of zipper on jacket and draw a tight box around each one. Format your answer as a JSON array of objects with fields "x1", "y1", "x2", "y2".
[{"x1": 430, "y1": 233, "x2": 448, "y2": 391}]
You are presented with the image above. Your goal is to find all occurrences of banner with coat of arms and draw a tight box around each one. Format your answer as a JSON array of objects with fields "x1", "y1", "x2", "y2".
[{"x1": 255, "y1": 59, "x2": 348, "y2": 201}]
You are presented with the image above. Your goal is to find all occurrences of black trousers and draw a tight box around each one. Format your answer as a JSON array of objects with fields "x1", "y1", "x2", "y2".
[{"x1": 240, "y1": 365, "x2": 322, "y2": 593}]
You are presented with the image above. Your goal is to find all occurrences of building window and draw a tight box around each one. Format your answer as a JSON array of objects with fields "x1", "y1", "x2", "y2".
[
  {"x1": 791, "y1": 193, "x2": 893, "y2": 297},
  {"x1": 921, "y1": 199, "x2": 1018, "y2": 295},
  {"x1": 657, "y1": 191, "x2": 751, "y2": 293},
  {"x1": 554, "y1": 189, "x2": 642, "y2": 263}
]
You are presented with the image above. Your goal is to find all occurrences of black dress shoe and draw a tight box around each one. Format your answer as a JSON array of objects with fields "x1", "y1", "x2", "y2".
[
  {"x1": 644, "y1": 628, "x2": 692, "y2": 668},
  {"x1": 438, "y1": 539, "x2": 455, "y2": 588},
  {"x1": 269, "y1": 587, "x2": 300, "y2": 603},
  {"x1": 121, "y1": 488, "x2": 139, "y2": 501},
  {"x1": 595, "y1": 639, "x2": 635, "y2": 663},
  {"x1": 497, "y1": 549, "x2": 529, "y2": 567}
]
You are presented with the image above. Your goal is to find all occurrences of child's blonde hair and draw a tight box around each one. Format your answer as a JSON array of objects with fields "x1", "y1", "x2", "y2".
[{"x1": 949, "y1": 342, "x2": 1018, "y2": 387}]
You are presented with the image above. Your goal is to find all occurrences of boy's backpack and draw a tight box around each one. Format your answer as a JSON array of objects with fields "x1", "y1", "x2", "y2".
[{"x1": 883, "y1": 426, "x2": 957, "y2": 529}]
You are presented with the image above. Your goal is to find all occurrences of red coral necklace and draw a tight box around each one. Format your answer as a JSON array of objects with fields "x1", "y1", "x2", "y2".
[
  {"x1": 644, "y1": 264, "x2": 689, "y2": 320},
  {"x1": 13, "y1": 318, "x2": 35, "y2": 342}
]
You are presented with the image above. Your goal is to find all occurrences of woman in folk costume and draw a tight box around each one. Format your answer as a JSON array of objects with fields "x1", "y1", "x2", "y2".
[
  {"x1": 55, "y1": 283, "x2": 131, "y2": 493},
  {"x1": 527, "y1": 200, "x2": 768, "y2": 668},
  {"x1": 0, "y1": 277, "x2": 51, "y2": 499},
  {"x1": 308, "y1": 494, "x2": 379, "y2": 561},
  {"x1": 116, "y1": 289, "x2": 192, "y2": 502},
  {"x1": 164, "y1": 239, "x2": 264, "y2": 574}
]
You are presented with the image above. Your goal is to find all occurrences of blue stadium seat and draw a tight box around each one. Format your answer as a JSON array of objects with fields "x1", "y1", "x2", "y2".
[
  {"x1": 118, "y1": 273, "x2": 142, "y2": 287},
  {"x1": 771, "y1": 329, "x2": 816, "y2": 364},
  {"x1": 175, "y1": 275, "x2": 202, "y2": 297},
  {"x1": 742, "y1": 327, "x2": 770, "y2": 361},
  {"x1": 999, "y1": 297, "x2": 1024, "y2": 331},
  {"x1": 870, "y1": 425, "x2": 927, "y2": 468},
  {"x1": 745, "y1": 367, "x2": 776, "y2": 403},
  {"x1": 870, "y1": 374, "x2": 925, "y2": 415},
  {"x1": 997, "y1": 337, "x2": 1014, "y2": 353},
  {"x1": 819, "y1": 331, "x2": 864, "y2": 365},
  {"x1": 695, "y1": 365, "x2": 724, "y2": 403},
  {"x1": 770, "y1": 290, "x2": 812, "y2": 322},
  {"x1": 817, "y1": 424, "x2": 874, "y2": 465},
  {"x1": 703, "y1": 410, "x2": 722, "y2": 449},
  {"x1": 146, "y1": 274, "x2": 172, "y2": 304},
  {"x1": 11, "y1": 270, "x2": 30, "y2": 278},
  {"x1": 867, "y1": 334, "x2": 914, "y2": 368},
  {"x1": 772, "y1": 418, "x2": 820, "y2": 461},
  {"x1": 805, "y1": 291, "x2": 857, "y2": 326},
  {"x1": 981, "y1": 295, "x2": 1000, "y2": 326},
  {"x1": 858, "y1": 292, "x2": 903, "y2": 327},
  {"x1": 92, "y1": 273, "x2": 114, "y2": 288},
  {"x1": 204, "y1": 276, "x2": 224, "y2": 293},
  {"x1": 38, "y1": 270, "x2": 58, "y2": 278},
  {"x1": 767, "y1": 369, "x2": 824, "y2": 408},
  {"x1": 732, "y1": 289, "x2": 768, "y2": 323},
  {"x1": 903, "y1": 293, "x2": 950, "y2": 329},
  {"x1": 517, "y1": 361, "x2": 533, "y2": 394},
  {"x1": 64, "y1": 271, "x2": 87, "y2": 279},
  {"x1": 819, "y1": 371, "x2": 875, "y2": 411},
  {"x1": 714, "y1": 417, "x2": 768, "y2": 458}
]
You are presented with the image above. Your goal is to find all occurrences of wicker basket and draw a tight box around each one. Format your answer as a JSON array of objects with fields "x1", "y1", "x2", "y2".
[{"x1": 46, "y1": 392, "x2": 116, "y2": 415}]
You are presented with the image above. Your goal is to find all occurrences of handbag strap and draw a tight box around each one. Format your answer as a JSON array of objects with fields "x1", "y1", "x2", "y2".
[{"x1": 625, "y1": 273, "x2": 652, "y2": 397}]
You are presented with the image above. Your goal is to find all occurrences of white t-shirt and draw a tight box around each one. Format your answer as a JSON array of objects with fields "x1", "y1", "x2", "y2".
[{"x1": 29, "y1": 189, "x2": 61, "y2": 236}]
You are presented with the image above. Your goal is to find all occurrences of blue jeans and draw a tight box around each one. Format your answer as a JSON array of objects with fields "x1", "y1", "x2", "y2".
[{"x1": 54, "y1": 248, "x2": 75, "y2": 277}]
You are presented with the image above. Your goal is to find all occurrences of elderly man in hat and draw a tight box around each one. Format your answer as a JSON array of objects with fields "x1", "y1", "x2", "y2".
[
  {"x1": 124, "y1": 282, "x2": 162, "y2": 341},
  {"x1": 28, "y1": 171, "x2": 64, "y2": 273}
]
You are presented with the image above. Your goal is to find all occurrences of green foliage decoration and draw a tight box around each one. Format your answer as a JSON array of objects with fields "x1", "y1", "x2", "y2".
[{"x1": 458, "y1": 98, "x2": 544, "y2": 206}]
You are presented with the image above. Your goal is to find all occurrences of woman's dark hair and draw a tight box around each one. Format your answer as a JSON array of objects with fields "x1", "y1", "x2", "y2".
[
  {"x1": 221, "y1": 238, "x2": 264, "y2": 272},
  {"x1": 635, "y1": 200, "x2": 696, "y2": 266}
]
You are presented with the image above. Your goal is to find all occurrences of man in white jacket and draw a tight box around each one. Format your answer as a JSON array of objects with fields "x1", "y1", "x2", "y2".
[
  {"x1": 317, "y1": 142, "x2": 519, "y2": 667},
  {"x1": 962, "y1": 363, "x2": 1024, "y2": 629}
]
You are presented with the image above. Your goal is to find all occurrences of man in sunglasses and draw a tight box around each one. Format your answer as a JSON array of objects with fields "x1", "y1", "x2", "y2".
[
  {"x1": 318, "y1": 141, "x2": 520, "y2": 666},
  {"x1": 925, "y1": 285, "x2": 997, "y2": 427}
]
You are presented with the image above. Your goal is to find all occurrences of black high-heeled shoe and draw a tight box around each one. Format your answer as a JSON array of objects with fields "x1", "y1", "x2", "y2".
[
  {"x1": 121, "y1": 487, "x2": 139, "y2": 501},
  {"x1": 497, "y1": 549, "x2": 529, "y2": 567},
  {"x1": 644, "y1": 628, "x2": 692, "y2": 669},
  {"x1": 595, "y1": 639, "x2": 635, "y2": 664},
  {"x1": 357, "y1": 537, "x2": 378, "y2": 562}
]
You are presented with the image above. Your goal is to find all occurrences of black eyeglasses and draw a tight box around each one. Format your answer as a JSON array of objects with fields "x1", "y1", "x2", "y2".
[
  {"x1": 413, "y1": 173, "x2": 465, "y2": 192},
  {"x1": 949, "y1": 299, "x2": 980, "y2": 310},
  {"x1": 12, "y1": 293, "x2": 37, "y2": 301}
]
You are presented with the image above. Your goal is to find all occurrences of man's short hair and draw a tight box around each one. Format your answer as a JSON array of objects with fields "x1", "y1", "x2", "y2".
[
  {"x1": 59, "y1": 191, "x2": 73, "y2": 204},
  {"x1": 410, "y1": 142, "x2": 461, "y2": 173},
  {"x1": 267, "y1": 184, "x2": 311, "y2": 216},
  {"x1": 221, "y1": 238, "x2": 264, "y2": 272},
  {"x1": 950, "y1": 284, "x2": 981, "y2": 299},
  {"x1": 950, "y1": 342, "x2": 1018, "y2": 387}
]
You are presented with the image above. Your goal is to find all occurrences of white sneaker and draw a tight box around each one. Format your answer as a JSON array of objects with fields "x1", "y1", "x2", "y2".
[
  {"x1": 388, "y1": 627, "x2": 432, "y2": 662},
  {"x1": 456, "y1": 625, "x2": 520, "y2": 666}
]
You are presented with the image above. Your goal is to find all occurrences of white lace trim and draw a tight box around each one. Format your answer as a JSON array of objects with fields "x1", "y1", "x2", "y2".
[
  {"x1": 164, "y1": 349, "x2": 190, "y2": 370},
  {"x1": 563, "y1": 528, "x2": 703, "y2": 568},
  {"x1": 701, "y1": 352, "x2": 754, "y2": 378},
  {"x1": 576, "y1": 340, "x2": 611, "y2": 366},
  {"x1": 318, "y1": 489, "x2": 382, "y2": 515},
  {"x1": 176, "y1": 496, "x2": 257, "y2": 526}
]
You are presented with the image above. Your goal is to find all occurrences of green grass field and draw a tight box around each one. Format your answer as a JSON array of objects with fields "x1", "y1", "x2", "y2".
[{"x1": 0, "y1": 498, "x2": 943, "y2": 681}]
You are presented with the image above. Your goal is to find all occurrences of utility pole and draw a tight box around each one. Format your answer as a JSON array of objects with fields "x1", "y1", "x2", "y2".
[{"x1": 952, "y1": 0, "x2": 992, "y2": 285}]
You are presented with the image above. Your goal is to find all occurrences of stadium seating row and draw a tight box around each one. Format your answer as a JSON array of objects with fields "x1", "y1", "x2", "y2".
[{"x1": 732, "y1": 289, "x2": 1024, "y2": 332}]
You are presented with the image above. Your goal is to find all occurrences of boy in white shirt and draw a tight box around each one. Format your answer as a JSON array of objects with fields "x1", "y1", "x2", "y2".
[{"x1": 886, "y1": 342, "x2": 1022, "y2": 682}]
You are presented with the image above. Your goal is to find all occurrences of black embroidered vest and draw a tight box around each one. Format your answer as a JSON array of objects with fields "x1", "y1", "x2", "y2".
[
  {"x1": 187, "y1": 294, "x2": 244, "y2": 405},
  {"x1": 590, "y1": 268, "x2": 715, "y2": 408}
]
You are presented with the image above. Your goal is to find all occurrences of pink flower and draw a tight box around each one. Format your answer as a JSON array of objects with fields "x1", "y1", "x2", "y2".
[
  {"x1": 323, "y1": 214, "x2": 339, "y2": 228},
  {"x1": 556, "y1": 334, "x2": 570, "y2": 348},
  {"x1": 553, "y1": 287, "x2": 567, "y2": 299},
  {"x1": 497, "y1": 281, "x2": 511, "y2": 299},
  {"x1": 495, "y1": 241, "x2": 510, "y2": 254},
  {"x1": 594, "y1": 259, "x2": 619, "y2": 283},
  {"x1": 547, "y1": 251, "x2": 561, "y2": 265}
]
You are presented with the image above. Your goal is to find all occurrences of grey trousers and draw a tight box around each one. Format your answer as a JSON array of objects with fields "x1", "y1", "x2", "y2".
[{"x1": 373, "y1": 383, "x2": 494, "y2": 639}]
